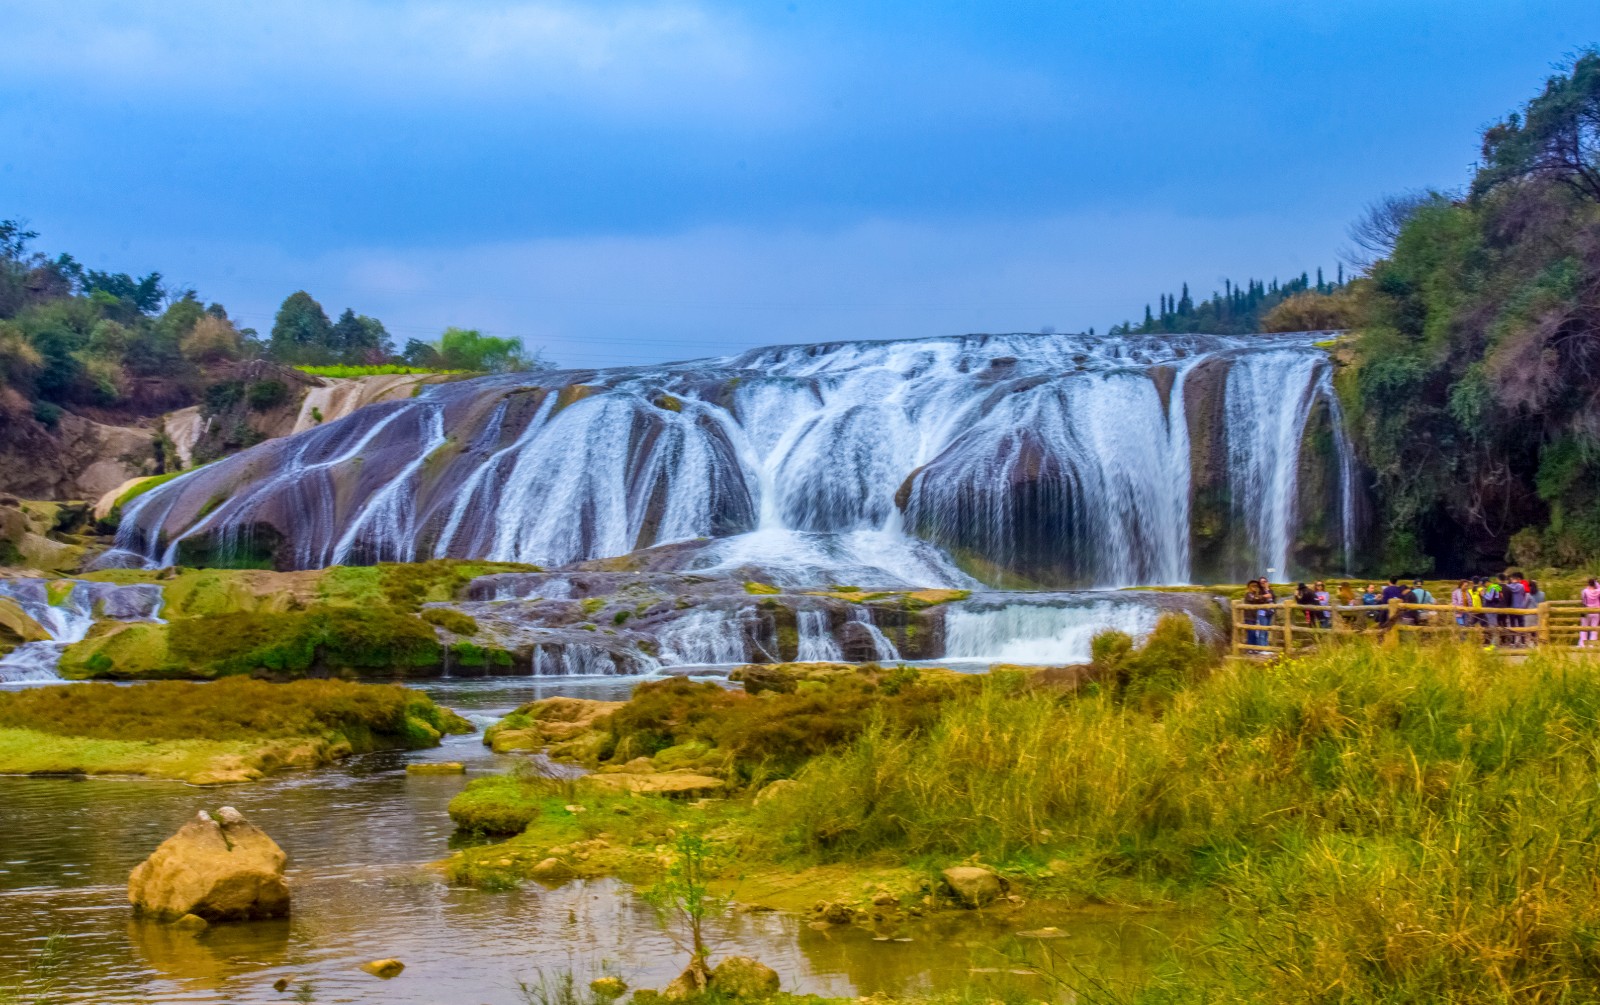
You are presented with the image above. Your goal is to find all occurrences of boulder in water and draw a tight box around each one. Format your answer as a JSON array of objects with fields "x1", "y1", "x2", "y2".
[
  {"x1": 940, "y1": 866, "x2": 1006, "y2": 908},
  {"x1": 128, "y1": 807, "x2": 290, "y2": 921},
  {"x1": 710, "y1": 957, "x2": 780, "y2": 997},
  {"x1": 360, "y1": 958, "x2": 406, "y2": 979}
]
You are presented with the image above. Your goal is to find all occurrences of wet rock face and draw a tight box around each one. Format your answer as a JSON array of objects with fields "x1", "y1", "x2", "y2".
[{"x1": 128, "y1": 807, "x2": 290, "y2": 922}]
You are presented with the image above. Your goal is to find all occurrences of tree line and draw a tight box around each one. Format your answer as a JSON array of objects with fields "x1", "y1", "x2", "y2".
[{"x1": 0, "y1": 228, "x2": 545, "y2": 435}]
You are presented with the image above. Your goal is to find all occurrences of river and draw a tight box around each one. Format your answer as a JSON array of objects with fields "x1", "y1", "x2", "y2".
[{"x1": 0, "y1": 677, "x2": 1187, "y2": 1003}]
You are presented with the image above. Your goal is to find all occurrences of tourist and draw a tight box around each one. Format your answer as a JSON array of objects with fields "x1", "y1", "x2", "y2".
[
  {"x1": 1243, "y1": 580, "x2": 1266, "y2": 647},
  {"x1": 1379, "y1": 576, "x2": 1405, "y2": 628},
  {"x1": 1257, "y1": 577, "x2": 1276, "y2": 644},
  {"x1": 1294, "y1": 582, "x2": 1319, "y2": 628},
  {"x1": 1313, "y1": 580, "x2": 1332, "y2": 627},
  {"x1": 1526, "y1": 579, "x2": 1546, "y2": 641},
  {"x1": 1399, "y1": 580, "x2": 1419, "y2": 625},
  {"x1": 1451, "y1": 579, "x2": 1471, "y2": 634},
  {"x1": 1468, "y1": 577, "x2": 1489, "y2": 641},
  {"x1": 1411, "y1": 578, "x2": 1435, "y2": 627},
  {"x1": 1581, "y1": 578, "x2": 1600, "y2": 647},
  {"x1": 1507, "y1": 572, "x2": 1528, "y2": 645},
  {"x1": 1484, "y1": 575, "x2": 1510, "y2": 645}
]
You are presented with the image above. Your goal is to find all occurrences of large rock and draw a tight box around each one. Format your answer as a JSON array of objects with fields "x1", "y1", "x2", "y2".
[
  {"x1": 710, "y1": 957, "x2": 780, "y2": 998},
  {"x1": 940, "y1": 866, "x2": 1006, "y2": 908},
  {"x1": 128, "y1": 807, "x2": 290, "y2": 921}
]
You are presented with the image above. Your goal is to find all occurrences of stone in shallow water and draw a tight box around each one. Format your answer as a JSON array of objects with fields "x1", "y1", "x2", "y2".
[
  {"x1": 360, "y1": 958, "x2": 406, "y2": 978},
  {"x1": 406, "y1": 761, "x2": 466, "y2": 775},
  {"x1": 940, "y1": 866, "x2": 1006, "y2": 908},
  {"x1": 128, "y1": 807, "x2": 290, "y2": 922}
]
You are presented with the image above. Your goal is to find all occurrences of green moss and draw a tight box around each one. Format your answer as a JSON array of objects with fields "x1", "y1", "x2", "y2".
[
  {"x1": 447, "y1": 774, "x2": 564, "y2": 834},
  {"x1": 743, "y1": 581, "x2": 782, "y2": 595},
  {"x1": 44, "y1": 580, "x2": 75, "y2": 607},
  {"x1": 422, "y1": 607, "x2": 480, "y2": 635},
  {"x1": 581, "y1": 597, "x2": 607, "y2": 616}
]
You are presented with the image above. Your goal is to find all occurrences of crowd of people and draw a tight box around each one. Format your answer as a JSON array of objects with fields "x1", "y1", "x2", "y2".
[{"x1": 1240, "y1": 573, "x2": 1600, "y2": 649}]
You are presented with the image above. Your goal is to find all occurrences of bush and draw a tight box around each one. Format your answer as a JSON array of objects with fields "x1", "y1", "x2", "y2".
[{"x1": 245, "y1": 379, "x2": 289, "y2": 411}]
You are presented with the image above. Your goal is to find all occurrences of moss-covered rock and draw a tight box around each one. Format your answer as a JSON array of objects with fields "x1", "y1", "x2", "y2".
[{"x1": 448, "y1": 774, "x2": 553, "y2": 834}]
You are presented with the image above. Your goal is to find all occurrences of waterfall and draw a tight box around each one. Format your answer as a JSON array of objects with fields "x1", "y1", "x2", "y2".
[
  {"x1": 943, "y1": 595, "x2": 1164, "y2": 665},
  {"x1": 849, "y1": 608, "x2": 900, "y2": 662},
  {"x1": 656, "y1": 607, "x2": 761, "y2": 666},
  {"x1": 110, "y1": 331, "x2": 1356, "y2": 587},
  {"x1": 796, "y1": 609, "x2": 844, "y2": 662},
  {"x1": 1222, "y1": 349, "x2": 1352, "y2": 578},
  {"x1": 0, "y1": 580, "x2": 165, "y2": 682}
]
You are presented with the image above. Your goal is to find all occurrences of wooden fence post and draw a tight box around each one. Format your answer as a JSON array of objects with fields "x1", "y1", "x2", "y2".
[
  {"x1": 1282, "y1": 602, "x2": 1293, "y2": 655},
  {"x1": 1538, "y1": 602, "x2": 1551, "y2": 647},
  {"x1": 1385, "y1": 598, "x2": 1401, "y2": 647}
]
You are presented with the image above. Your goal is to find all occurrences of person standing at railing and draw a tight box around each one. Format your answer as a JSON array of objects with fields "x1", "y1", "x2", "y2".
[
  {"x1": 1581, "y1": 578, "x2": 1600, "y2": 647},
  {"x1": 1243, "y1": 580, "x2": 1266, "y2": 646},
  {"x1": 1451, "y1": 580, "x2": 1471, "y2": 637},
  {"x1": 1379, "y1": 576, "x2": 1405, "y2": 628},
  {"x1": 1294, "y1": 583, "x2": 1319, "y2": 628},
  {"x1": 1507, "y1": 574, "x2": 1528, "y2": 645},
  {"x1": 1257, "y1": 578, "x2": 1277, "y2": 642},
  {"x1": 1314, "y1": 580, "x2": 1332, "y2": 627},
  {"x1": 1484, "y1": 575, "x2": 1511, "y2": 646}
]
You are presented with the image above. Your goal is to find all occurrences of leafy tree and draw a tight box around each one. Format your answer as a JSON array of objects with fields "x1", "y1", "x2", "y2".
[
  {"x1": 330, "y1": 308, "x2": 393, "y2": 363},
  {"x1": 437, "y1": 327, "x2": 531, "y2": 372},
  {"x1": 269, "y1": 291, "x2": 334, "y2": 363},
  {"x1": 1476, "y1": 49, "x2": 1600, "y2": 203}
]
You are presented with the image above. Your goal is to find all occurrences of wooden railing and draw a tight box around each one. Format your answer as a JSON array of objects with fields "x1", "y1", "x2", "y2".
[{"x1": 1230, "y1": 599, "x2": 1600, "y2": 656}]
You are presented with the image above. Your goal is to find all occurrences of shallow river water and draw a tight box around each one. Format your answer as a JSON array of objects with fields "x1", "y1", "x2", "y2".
[{"x1": 0, "y1": 678, "x2": 1185, "y2": 1003}]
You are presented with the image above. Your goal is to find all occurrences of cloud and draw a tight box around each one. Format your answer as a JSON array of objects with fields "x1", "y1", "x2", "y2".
[{"x1": 4, "y1": 1, "x2": 788, "y2": 122}]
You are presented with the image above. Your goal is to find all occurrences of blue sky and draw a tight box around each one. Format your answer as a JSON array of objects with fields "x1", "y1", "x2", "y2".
[{"x1": 4, "y1": 1, "x2": 1599, "y2": 368}]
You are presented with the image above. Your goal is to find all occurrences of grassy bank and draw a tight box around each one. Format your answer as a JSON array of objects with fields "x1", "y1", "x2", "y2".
[
  {"x1": 0, "y1": 678, "x2": 472, "y2": 784},
  {"x1": 452, "y1": 627, "x2": 1600, "y2": 1002}
]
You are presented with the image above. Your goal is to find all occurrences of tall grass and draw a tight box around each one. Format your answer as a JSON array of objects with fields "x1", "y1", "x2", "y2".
[{"x1": 759, "y1": 642, "x2": 1600, "y2": 1001}]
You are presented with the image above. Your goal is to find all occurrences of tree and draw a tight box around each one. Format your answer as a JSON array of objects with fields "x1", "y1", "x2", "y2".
[
  {"x1": 436, "y1": 327, "x2": 531, "y2": 372},
  {"x1": 1343, "y1": 190, "x2": 1444, "y2": 271},
  {"x1": 269, "y1": 291, "x2": 333, "y2": 362},
  {"x1": 1476, "y1": 49, "x2": 1600, "y2": 203},
  {"x1": 330, "y1": 308, "x2": 393, "y2": 363}
]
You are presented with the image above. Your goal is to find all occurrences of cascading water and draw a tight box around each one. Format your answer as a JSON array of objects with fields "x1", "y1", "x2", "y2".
[
  {"x1": 943, "y1": 594, "x2": 1165, "y2": 664},
  {"x1": 795, "y1": 609, "x2": 845, "y2": 662},
  {"x1": 107, "y1": 331, "x2": 1355, "y2": 587},
  {"x1": 0, "y1": 580, "x2": 165, "y2": 683}
]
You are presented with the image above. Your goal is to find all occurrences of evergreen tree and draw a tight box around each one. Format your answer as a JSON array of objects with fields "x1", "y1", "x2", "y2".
[{"x1": 269, "y1": 291, "x2": 333, "y2": 363}]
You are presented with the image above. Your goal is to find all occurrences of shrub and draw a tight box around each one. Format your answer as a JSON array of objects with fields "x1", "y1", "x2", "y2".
[
  {"x1": 245, "y1": 379, "x2": 289, "y2": 411},
  {"x1": 448, "y1": 772, "x2": 566, "y2": 834}
]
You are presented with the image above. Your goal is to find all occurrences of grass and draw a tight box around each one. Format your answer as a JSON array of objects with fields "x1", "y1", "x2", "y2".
[
  {"x1": 293, "y1": 363, "x2": 469, "y2": 378},
  {"x1": 0, "y1": 678, "x2": 471, "y2": 783},
  {"x1": 452, "y1": 626, "x2": 1600, "y2": 1002}
]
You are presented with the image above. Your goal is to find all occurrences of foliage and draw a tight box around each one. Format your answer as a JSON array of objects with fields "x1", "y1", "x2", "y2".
[
  {"x1": 421, "y1": 607, "x2": 480, "y2": 635},
  {"x1": 401, "y1": 326, "x2": 543, "y2": 373},
  {"x1": 0, "y1": 677, "x2": 462, "y2": 746},
  {"x1": 1344, "y1": 51, "x2": 1600, "y2": 570},
  {"x1": 601, "y1": 671, "x2": 960, "y2": 780},
  {"x1": 643, "y1": 830, "x2": 725, "y2": 972}
]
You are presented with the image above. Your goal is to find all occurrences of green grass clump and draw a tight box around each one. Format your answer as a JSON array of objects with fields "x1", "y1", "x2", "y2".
[
  {"x1": 0, "y1": 677, "x2": 468, "y2": 747},
  {"x1": 422, "y1": 607, "x2": 479, "y2": 635},
  {"x1": 448, "y1": 771, "x2": 570, "y2": 834}
]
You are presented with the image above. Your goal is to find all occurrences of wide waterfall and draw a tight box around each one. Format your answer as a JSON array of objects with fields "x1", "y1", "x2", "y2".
[{"x1": 106, "y1": 331, "x2": 1354, "y2": 588}]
